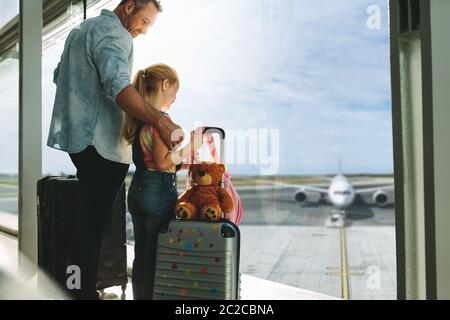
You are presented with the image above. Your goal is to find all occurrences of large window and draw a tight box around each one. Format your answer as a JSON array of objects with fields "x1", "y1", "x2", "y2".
[
  {"x1": 130, "y1": 0, "x2": 396, "y2": 299},
  {"x1": 0, "y1": 45, "x2": 19, "y2": 216},
  {"x1": 0, "y1": 0, "x2": 396, "y2": 300}
]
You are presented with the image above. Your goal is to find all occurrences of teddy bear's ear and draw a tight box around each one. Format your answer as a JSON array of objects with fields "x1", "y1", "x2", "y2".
[
  {"x1": 188, "y1": 164, "x2": 195, "y2": 172},
  {"x1": 218, "y1": 164, "x2": 226, "y2": 174}
]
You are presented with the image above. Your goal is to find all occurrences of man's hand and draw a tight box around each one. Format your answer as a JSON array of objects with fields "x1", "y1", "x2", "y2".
[{"x1": 157, "y1": 114, "x2": 184, "y2": 150}]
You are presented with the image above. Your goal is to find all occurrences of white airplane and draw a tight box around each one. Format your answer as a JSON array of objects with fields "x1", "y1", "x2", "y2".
[{"x1": 294, "y1": 160, "x2": 394, "y2": 209}]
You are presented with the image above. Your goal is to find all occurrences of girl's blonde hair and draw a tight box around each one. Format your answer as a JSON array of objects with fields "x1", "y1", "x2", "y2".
[{"x1": 122, "y1": 63, "x2": 179, "y2": 145}]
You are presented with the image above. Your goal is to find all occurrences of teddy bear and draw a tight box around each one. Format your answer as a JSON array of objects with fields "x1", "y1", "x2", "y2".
[{"x1": 175, "y1": 161, "x2": 234, "y2": 221}]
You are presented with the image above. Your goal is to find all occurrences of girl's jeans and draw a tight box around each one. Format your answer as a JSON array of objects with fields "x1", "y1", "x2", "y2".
[{"x1": 127, "y1": 169, "x2": 178, "y2": 300}]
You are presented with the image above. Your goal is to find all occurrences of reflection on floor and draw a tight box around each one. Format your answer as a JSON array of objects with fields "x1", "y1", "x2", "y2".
[
  {"x1": 99, "y1": 274, "x2": 338, "y2": 300},
  {"x1": 0, "y1": 234, "x2": 337, "y2": 300}
]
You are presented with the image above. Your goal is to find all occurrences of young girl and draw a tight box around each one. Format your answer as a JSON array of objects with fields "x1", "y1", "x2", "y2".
[{"x1": 123, "y1": 64, "x2": 203, "y2": 300}]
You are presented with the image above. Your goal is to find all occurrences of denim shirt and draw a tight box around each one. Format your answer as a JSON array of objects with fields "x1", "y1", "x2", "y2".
[{"x1": 47, "y1": 9, "x2": 134, "y2": 164}]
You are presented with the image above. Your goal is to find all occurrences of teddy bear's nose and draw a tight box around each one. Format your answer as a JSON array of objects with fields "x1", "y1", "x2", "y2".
[{"x1": 199, "y1": 170, "x2": 206, "y2": 177}]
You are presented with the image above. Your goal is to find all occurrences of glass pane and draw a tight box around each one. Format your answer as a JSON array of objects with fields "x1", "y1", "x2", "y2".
[
  {"x1": 0, "y1": 45, "x2": 19, "y2": 218},
  {"x1": 42, "y1": 1, "x2": 118, "y2": 175},
  {"x1": 39, "y1": 0, "x2": 395, "y2": 300},
  {"x1": 131, "y1": 0, "x2": 394, "y2": 299},
  {"x1": 42, "y1": 0, "x2": 146, "y2": 247},
  {"x1": 42, "y1": 0, "x2": 92, "y2": 176},
  {"x1": 0, "y1": 0, "x2": 18, "y2": 30}
]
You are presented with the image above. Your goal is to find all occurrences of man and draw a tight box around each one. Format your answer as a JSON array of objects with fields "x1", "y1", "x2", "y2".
[{"x1": 47, "y1": 0, "x2": 184, "y2": 299}]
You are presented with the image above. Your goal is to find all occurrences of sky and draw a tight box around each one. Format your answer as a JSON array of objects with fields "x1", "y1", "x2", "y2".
[
  {"x1": 0, "y1": 0, "x2": 17, "y2": 27},
  {"x1": 0, "y1": 0, "x2": 393, "y2": 176}
]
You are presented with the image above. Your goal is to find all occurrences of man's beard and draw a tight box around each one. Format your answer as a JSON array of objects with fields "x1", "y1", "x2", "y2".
[{"x1": 120, "y1": 9, "x2": 138, "y2": 36}]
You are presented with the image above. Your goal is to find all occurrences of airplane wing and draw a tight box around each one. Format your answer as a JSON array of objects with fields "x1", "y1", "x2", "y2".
[
  {"x1": 262, "y1": 180, "x2": 329, "y2": 193},
  {"x1": 297, "y1": 186, "x2": 329, "y2": 194},
  {"x1": 354, "y1": 185, "x2": 394, "y2": 194}
]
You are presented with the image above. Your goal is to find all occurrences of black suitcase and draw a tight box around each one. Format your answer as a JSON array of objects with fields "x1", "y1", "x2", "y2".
[{"x1": 37, "y1": 176, "x2": 128, "y2": 299}]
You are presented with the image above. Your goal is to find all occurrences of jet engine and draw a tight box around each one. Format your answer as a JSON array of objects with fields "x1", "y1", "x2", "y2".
[
  {"x1": 373, "y1": 190, "x2": 390, "y2": 207},
  {"x1": 295, "y1": 191, "x2": 308, "y2": 203},
  {"x1": 294, "y1": 190, "x2": 322, "y2": 204}
]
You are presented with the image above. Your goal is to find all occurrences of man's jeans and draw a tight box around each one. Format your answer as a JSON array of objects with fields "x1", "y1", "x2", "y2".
[
  {"x1": 69, "y1": 146, "x2": 129, "y2": 300},
  {"x1": 127, "y1": 169, "x2": 178, "y2": 300}
]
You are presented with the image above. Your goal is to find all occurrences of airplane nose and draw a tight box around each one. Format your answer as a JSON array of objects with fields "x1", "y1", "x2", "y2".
[
  {"x1": 335, "y1": 199, "x2": 346, "y2": 208},
  {"x1": 332, "y1": 194, "x2": 351, "y2": 209}
]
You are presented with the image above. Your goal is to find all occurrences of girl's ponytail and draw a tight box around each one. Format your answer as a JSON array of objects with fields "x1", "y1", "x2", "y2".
[{"x1": 122, "y1": 64, "x2": 179, "y2": 145}]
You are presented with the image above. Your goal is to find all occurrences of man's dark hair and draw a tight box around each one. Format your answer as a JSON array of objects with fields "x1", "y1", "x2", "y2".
[{"x1": 119, "y1": 0, "x2": 163, "y2": 12}]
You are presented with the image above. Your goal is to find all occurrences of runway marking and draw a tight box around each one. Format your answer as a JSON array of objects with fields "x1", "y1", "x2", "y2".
[
  {"x1": 340, "y1": 226, "x2": 350, "y2": 300},
  {"x1": 325, "y1": 267, "x2": 364, "y2": 277}
]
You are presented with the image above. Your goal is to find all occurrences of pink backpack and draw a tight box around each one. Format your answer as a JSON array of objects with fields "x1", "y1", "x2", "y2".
[{"x1": 185, "y1": 127, "x2": 243, "y2": 225}]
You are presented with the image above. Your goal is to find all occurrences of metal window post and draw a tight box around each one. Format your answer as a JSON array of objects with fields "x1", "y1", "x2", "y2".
[
  {"x1": 423, "y1": 0, "x2": 450, "y2": 299},
  {"x1": 18, "y1": 0, "x2": 42, "y2": 277},
  {"x1": 390, "y1": 0, "x2": 450, "y2": 300}
]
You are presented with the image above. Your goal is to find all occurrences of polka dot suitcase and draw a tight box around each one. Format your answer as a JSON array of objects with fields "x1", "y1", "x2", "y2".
[{"x1": 153, "y1": 219, "x2": 240, "y2": 300}]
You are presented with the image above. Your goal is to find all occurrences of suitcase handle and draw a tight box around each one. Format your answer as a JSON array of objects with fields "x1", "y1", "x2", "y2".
[
  {"x1": 186, "y1": 127, "x2": 228, "y2": 219},
  {"x1": 200, "y1": 127, "x2": 225, "y2": 165},
  {"x1": 203, "y1": 127, "x2": 225, "y2": 140}
]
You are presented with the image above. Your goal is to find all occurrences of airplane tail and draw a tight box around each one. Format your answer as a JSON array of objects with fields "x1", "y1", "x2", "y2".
[{"x1": 338, "y1": 156, "x2": 342, "y2": 175}]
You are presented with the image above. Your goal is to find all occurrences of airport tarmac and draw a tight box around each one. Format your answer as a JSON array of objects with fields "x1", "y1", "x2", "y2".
[
  {"x1": 0, "y1": 184, "x2": 18, "y2": 215},
  {"x1": 217, "y1": 183, "x2": 397, "y2": 300},
  {"x1": 0, "y1": 179, "x2": 396, "y2": 300}
]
